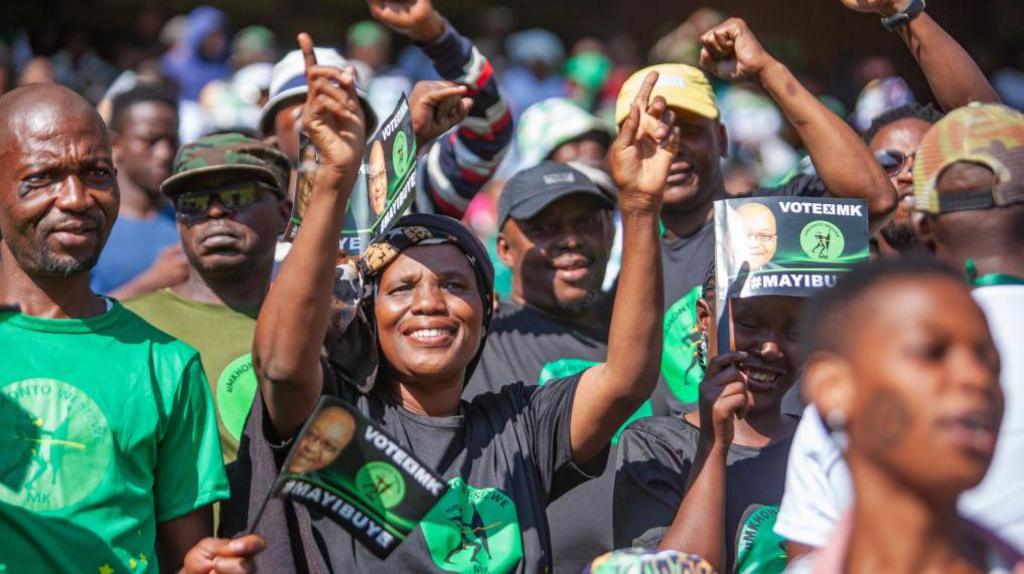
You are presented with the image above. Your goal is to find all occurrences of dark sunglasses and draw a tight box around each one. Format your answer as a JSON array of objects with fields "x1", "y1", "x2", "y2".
[
  {"x1": 174, "y1": 182, "x2": 276, "y2": 217},
  {"x1": 874, "y1": 149, "x2": 915, "y2": 177}
]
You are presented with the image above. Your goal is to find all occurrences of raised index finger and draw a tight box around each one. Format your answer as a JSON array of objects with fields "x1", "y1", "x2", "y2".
[
  {"x1": 297, "y1": 33, "x2": 318, "y2": 73},
  {"x1": 633, "y1": 70, "x2": 659, "y2": 110}
]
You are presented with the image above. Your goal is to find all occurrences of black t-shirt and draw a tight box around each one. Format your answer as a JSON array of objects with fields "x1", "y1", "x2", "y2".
[
  {"x1": 613, "y1": 416, "x2": 794, "y2": 573},
  {"x1": 467, "y1": 303, "x2": 609, "y2": 397},
  {"x1": 299, "y1": 372, "x2": 604, "y2": 573},
  {"x1": 466, "y1": 303, "x2": 632, "y2": 574},
  {"x1": 654, "y1": 175, "x2": 828, "y2": 416}
]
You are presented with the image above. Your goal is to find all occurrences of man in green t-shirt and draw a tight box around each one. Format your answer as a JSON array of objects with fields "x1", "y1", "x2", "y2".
[
  {"x1": 0, "y1": 84, "x2": 263, "y2": 572},
  {"x1": 124, "y1": 133, "x2": 291, "y2": 464}
]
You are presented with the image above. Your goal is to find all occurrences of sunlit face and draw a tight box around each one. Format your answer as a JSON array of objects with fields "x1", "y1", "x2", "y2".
[
  {"x1": 0, "y1": 104, "x2": 118, "y2": 278},
  {"x1": 368, "y1": 140, "x2": 388, "y2": 216},
  {"x1": 839, "y1": 276, "x2": 1001, "y2": 498},
  {"x1": 289, "y1": 406, "x2": 356, "y2": 474},
  {"x1": 735, "y1": 203, "x2": 778, "y2": 270},
  {"x1": 661, "y1": 109, "x2": 725, "y2": 210},
  {"x1": 499, "y1": 194, "x2": 613, "y2": 317},
  {"x1": 375, "y1": 245, "x2": 484, "y2": 387},
  {"x1": 701, "y1": 294, "x2": 803, "y2": 414},
  {"x1": 174, "y1": 174, "x2": 288, "y2": 278},
  {"x1": 869, "y1": 118, "x2": 931, "y2": 251}
]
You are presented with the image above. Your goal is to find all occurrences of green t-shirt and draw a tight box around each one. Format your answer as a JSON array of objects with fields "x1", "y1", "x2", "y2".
[
  {"x1": 0, "y1": 301, "x2": 228, "y2": 573},
  {"x1": 124, "y1": 289, "x2": 260, "y2": 464}
]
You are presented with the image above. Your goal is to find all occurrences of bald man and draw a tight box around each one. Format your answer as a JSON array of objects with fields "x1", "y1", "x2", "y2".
[
  {"x1": 288, "y1": 406, "x2": 357, "y2": 474},
  {"x1": 735, "y1": 202, "x2": 779, "y2": 270},
  {"x1": 0, "y1": 84, "x2": 262, "y2": 573}
]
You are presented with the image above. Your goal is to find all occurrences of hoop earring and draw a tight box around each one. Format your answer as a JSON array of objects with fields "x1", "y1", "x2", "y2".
[{"x1": 824, "y1": 409, "x2": 849, "y2": 452}]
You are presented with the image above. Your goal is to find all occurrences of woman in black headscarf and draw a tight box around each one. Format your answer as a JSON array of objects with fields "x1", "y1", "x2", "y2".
[{"x1": 227, "y1": 36, "x2": 679, "y2": 573}]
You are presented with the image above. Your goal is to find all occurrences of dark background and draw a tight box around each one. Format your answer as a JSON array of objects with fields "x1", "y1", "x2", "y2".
[{"x1": 4, "y1": 0, "x2": 1022, "y2": 107}]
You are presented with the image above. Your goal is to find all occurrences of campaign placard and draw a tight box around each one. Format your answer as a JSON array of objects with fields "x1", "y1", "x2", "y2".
[
  {"x1": 712, "y1": 196, "x2": 869, "y2": 353},
  {"x1": 270, "y1": 397, "x2": 447, "y2": 558},
  {"x1": 283, "y1": 94, "x2": 418, "y2": 255},
  {"x1": 358, "y1": 93, "x2": 417, "y2": 241}
]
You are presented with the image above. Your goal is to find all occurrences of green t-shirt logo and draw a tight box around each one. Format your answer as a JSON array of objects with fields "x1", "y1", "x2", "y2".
[
  {"x1": 799, "y1": 220, "x2": 845, "y2": 261},
  {"x1": 0, "y1": 379, "x2": 113, "y2": 511},
  {"x1": 421, "y1": 477, "x2": 523, "y2": 573},
  {"x1": 216, "y1": 353, "x2": 259, "y2": 441},
  {"x1": 735, "y1": 504, "x2": 787, "y2": 574},
  {"x1": 660, "y1": 285, "x2": 705, "y2": 405}
]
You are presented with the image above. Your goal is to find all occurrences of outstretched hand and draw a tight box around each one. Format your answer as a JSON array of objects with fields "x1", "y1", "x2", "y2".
[
  {"x1": 298, "y1": 33, "x2": 366, "y2": 177},
  {"x1": 367, "y1": 0, "x2": 446, "y2": 43},
  {"x1": 608, "y1": 71, "x2": 681, "y2": 214},
  {"x1": 699, "y1": 18, "x2": 775, "y2": 84},
  {"x1": 409, "y1": 80, "x2": 473, "y2": 148},
  {"x1": 839, "y1": 0, "x2": 911, "y2": 16}
]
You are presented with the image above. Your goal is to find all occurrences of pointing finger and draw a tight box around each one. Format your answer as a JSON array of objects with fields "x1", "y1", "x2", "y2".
[
  {"x1": 633, "y1": 70, "x2": 659, "y2": 110},
  {"x1": 298, "y1": 33, "x2": 318, "y2": 73}
]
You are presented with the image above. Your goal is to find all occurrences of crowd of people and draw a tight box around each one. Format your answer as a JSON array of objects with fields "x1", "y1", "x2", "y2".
[{"x1": 1, "y1": 0, "x2": 1023, "y2": 572}]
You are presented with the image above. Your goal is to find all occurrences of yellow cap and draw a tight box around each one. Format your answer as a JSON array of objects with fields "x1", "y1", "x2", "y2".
[{"x1": 615, "y1": 64, "x2": 719, "y2": 127}]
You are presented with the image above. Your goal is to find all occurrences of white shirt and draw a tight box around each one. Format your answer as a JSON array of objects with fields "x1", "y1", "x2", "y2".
[{"x1": 774, "y1": 285, "x2": 1024, "y2": 552}]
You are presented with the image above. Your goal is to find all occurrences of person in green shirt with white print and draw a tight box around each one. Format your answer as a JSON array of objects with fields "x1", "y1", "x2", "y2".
[{"x1": 0, "y1": 83, "x2": 263, "y2": 573}]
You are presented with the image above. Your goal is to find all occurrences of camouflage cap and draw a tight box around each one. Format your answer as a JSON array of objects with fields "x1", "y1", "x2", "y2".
[
  {"x1": 914, "y1": 102, "x2": 1024, "y2": 214},
  {"x1": 161, "y1": 132, "x2": 291, "y2": 197}
]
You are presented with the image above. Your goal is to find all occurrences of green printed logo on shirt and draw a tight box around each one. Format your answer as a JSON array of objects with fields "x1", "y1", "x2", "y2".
[
  {"x1": 539, "y1": 358, "x2": 652, "y2": 445},
  {"x1": 735, "y1": 504, "x2": 787, "y2": 574},
  {"x1": 0, "y1": 379, "x2": 113, "y2": 511},
  {"x1": 660, "y1": 285, "x2": 705, "y2": 405},
  {"x1": 216, "y1": 353, "x2": 259, "y2": 441},
  {"x1": 421, "y1": 477, "x2": 523, "y2": 573}
]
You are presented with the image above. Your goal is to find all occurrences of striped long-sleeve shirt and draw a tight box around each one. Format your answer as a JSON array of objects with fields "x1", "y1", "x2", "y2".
[{"x1": 413, "y1": 20, "x2": 512, "y2": 219}]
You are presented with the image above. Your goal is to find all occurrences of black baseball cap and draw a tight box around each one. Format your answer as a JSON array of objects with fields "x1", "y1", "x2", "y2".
[{"x1": 498, "y1": 161, "x2": 615, "y2": 228}]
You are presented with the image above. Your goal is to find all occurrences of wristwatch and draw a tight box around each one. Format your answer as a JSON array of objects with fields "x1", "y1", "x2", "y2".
[{"x1": 881, "y1": 0, "x2": 926, "y2": 31}]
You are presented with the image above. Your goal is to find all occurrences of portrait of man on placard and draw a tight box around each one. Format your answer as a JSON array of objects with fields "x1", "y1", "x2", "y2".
[
  {"x1": 288, "y1": 406, "x2": 357, "y2": 475},
  {"x1": 733, "y1": 202, "x2": 779, "y2": 271},
  {"x1": 368, "y1": 139, "x2": 389, "y2": 218}
]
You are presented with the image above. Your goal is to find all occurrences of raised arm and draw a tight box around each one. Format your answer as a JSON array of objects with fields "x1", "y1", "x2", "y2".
[
  {"x1": 700, "y1": 19, "x2": 896, "y2": 230},
  {"x1": 369, "y1": 0, "x2": 512, "y2": 218},
  {"x1": 840, "y1": 0, "x2": 1000, "y2": 110},
  {"x1": 253, "y1": 34, "x2": 367, "y2": 436},
  {"x1": 570, "y1": 73, "x2": 679, "y2": 463}
]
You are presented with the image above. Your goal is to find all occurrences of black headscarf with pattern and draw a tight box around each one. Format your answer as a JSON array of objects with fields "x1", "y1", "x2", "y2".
[{"x1": 332, "y1": 213, "x2": 494, "y2": 394}]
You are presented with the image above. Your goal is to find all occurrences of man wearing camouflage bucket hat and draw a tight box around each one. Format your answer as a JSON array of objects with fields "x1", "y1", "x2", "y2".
[{"x1": 124, "y1": 132, "x2": 291, "y2": 464}]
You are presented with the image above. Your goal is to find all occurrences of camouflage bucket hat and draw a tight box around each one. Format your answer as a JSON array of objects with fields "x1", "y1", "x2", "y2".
[
  {"x1": 161, "y1": 132, "x2": 291, "y2": 197},
  {"x1": 914, "y1": 103, "x2": 1024, "y2": 214}
]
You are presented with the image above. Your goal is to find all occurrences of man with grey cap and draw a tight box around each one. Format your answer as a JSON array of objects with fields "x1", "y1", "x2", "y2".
[
  {"x1": 465, "y1": 161, "x2": 642, "y2": 574},
  {"x1": 261, "y1": 0, "x2": 511, "y2": 221},
  {"x1": 124, "y1": 132, "x2": 291, "y2": 464}
]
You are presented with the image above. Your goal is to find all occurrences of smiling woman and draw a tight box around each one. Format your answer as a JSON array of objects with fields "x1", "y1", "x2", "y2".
[{"x1": 225, "y1": 42, "x2": 676, "y2": 571}]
